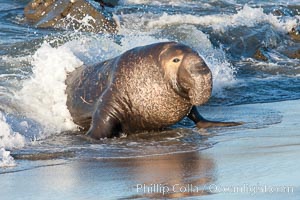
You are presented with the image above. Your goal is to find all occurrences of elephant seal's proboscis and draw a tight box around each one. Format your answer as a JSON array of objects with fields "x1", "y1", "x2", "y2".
[{"x1": 66, "y1": 42, "x2": 241, "y2": 139}]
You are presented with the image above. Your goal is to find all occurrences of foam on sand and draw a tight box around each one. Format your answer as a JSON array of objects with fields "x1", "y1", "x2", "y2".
[{"x1": 0, "y1": 112, "x2": 25, "y2": 167}]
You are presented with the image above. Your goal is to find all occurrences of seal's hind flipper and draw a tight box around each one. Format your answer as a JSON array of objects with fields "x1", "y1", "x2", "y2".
[
  {"x1": 187, "y1": 106, "x2": 243, "y2": 129},
  {"x1": 196, "y1": 121, "x2": 243, "y2": 129}
]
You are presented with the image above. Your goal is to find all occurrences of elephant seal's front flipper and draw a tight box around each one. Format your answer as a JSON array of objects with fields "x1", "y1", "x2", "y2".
[
  {"x1": 188, "y1": 106, "x2": 243, "y2": 129},
  {"x1": 86, "y1": 91, "x2": 122, "y2": 139}
]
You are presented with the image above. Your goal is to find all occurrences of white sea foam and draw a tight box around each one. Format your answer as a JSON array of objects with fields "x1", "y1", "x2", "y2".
[
  {"x1": 59, "y1": 34, "x2": 167, "y2": 64},
  {"x1": 0, "y1": 112, "x2": 25, "y2": 167},
  {"x1": 119, "y1": 0, "x2": 197, "y2": 6},
  {"x1": 15, "y1": 42, "x2": 83, "y2": 136},
  {"x1": 0, "y1": 113, "x2": 25, "y2": 149},
  {"x1": 120, "y1": 0, "x2": 144, "y2": 4},
  {"x1": 58, "y1": 34, "x2": 121, "y2": 65},
  {"x1": 0, "y1": 148, "x2": 16, "y2": 167},
  {"x1": 119, "y1": 34, "x2": 168, "y2": 50},
  {"x1": 144, "y1": 5, "x2": 297, "y2": 33},
  {"x1": 63, "y1": 14, "x2": 97, "y2": 32}
]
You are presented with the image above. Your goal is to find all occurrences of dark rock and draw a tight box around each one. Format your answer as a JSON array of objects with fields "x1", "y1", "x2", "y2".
[
  {"x1": 288, "y1": 27, "x2": 300, "y2": 42},
  {"x1": 94, "y1": 0, "x2": 119, "y2": 8},
  {"x1": 272, "y1": 9, "x2": 284, "y2": 16},
  {"x1": 254, "y1": 47, "x2": 269, "y2": 61},
  {"x1": 24, "y1": 0, "x2": 118, "y2": 33},
  {"x1": 280, "y1": 46, "x2": 300, "y2": 59}
]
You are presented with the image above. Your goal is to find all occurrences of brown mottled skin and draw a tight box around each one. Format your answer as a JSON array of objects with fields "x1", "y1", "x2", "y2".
[{"x1": 66, "y1": 42, "x2": 241, "y2": 139}]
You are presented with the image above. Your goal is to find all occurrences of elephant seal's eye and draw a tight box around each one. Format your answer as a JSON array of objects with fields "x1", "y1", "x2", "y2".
[{"x1": 173, "y1": 58, "x2": 180, "y2": 63}]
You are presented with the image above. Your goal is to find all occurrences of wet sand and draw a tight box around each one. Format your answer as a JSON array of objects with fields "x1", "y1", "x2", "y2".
[{"x1": 1, "y1": 100, "x2": 299, "y2": 200}]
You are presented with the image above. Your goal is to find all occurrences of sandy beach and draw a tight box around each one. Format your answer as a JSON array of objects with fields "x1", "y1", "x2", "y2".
[{"x1": 0, "y1": 99, "x2": 299, "y2": 200}]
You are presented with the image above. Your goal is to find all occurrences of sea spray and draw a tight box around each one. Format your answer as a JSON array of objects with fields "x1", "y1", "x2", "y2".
[
  {"x1": 144, "y1": 5, "x2": 297, "y2": 33},
  {"x1": 119, "y1": 0, "x2": 196, "y2": 6},
  {"x1": 0, "y1": 148, "x2": 16, "y2": 167},
  {"x1": 0, "y1": 112, "x2": 25, "y2": 167},
  {"x1": 0, "y1": 112, "x2": 25, "y2": 149},
  {"x1": 15, "y1": 42, "x2": 83, "y2": 136}
]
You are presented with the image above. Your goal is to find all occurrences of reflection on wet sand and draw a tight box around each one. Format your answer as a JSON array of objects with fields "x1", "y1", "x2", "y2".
[
  {"x1": 105, "y1": 151, "x2": 216, "y2": 198},
  {"x1": 0, "y1": 150, "x2": 217, "y2": 199}
]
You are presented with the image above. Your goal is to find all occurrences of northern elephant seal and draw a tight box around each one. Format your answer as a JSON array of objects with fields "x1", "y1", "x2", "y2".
[{"x1": 66, "y1": 42, "x2": 241, "y2": 139}]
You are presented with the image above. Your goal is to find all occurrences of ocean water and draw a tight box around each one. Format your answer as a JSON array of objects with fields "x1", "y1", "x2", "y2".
[{"x1": 0, "y1": 0, "x2": 299, "y2": 169}]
